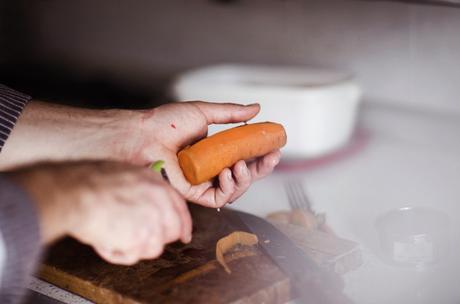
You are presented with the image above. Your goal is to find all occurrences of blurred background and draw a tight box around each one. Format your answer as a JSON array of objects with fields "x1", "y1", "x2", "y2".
[
  {"x1": 3, "y1": 1, "x2": 460, "y2": 303},
  {"x1": 2, "y1": 0, "x2": 460, "y2": 113}
]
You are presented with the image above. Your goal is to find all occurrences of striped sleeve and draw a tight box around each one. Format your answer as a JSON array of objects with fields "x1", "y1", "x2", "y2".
[
  {"x1": 0, "y1": 175, "x2": 41, "y2": 303},
  {"x1": 0, "y1": 85, "x2": 32, "y2": 152}
]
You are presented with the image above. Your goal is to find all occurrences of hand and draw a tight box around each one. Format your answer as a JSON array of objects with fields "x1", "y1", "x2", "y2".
[
  {"x1": 120, "y1": 101, "x2": 281, "y2": 208},
  {"x1": 0, "y1": 100, "x2": 281, "y2": 208},
  {"x1": 8, "y1": 161, "x2": 192, "y2": 265}
]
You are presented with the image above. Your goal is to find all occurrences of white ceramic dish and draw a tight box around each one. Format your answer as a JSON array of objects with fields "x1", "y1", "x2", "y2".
[{"x1": 172, "y1": 64, "x2": 362, "y2": 158}]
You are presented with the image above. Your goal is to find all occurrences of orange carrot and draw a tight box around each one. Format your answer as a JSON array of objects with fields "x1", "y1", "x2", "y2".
[{"x1": 178, "y1": 122, "x2": 287, "y2": 185}]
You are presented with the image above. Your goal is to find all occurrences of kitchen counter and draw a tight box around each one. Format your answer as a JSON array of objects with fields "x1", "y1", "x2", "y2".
[
  {"x1": 234, "y1": 102, "x2": 460, "y2": 304},
  {"x1": 29, "y1": 101, "x2": 460, "y2": 304}
]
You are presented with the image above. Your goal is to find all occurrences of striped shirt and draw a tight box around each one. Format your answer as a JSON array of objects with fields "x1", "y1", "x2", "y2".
[
  {"x1": 0, "y1": 84, "x2": 40, "y2": 304},
  {"x1": 0, "y1": 85, "x2": 31, "y2": 152}
]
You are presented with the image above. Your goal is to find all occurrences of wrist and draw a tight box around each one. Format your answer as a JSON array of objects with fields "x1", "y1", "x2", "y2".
[
  {"x1": 101, "y1": 109, "x2": 147, "y2": 163},
  {"x1": 63, "y1": 107, "x2": 140, "y2": 162},
  {"x1": 7, "y1": 165, "x2": 82, "y2": 243},
  {"x1": 108, "y1": 108, "x2": 162, "y2": 165},
  {"x1": 38, "y1": 103, "x2": 140, "y2": 162}
]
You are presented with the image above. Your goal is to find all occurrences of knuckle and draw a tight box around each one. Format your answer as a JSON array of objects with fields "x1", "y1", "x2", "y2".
[
  {"x1": 235, "y1": 178, "x2": 250, "y2": 191},
  {"x1": 165, "y1": 217, "x2": 182, "y2": 240},
  {"x1": 123, "y1": 255, "x2": 141, "y2": 266},
  {"x1": 172, "y1": 221, "x2": 182, "y2": 238},
  {"x1": 148, "y1": 242, "x2": 164, "y2": 258},
  {"x1": 235, "y1": 174, "x2": 250, "y2": 186}
]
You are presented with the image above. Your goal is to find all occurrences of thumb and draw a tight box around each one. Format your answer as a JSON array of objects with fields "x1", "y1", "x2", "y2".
[{"x1": 192, "y1": 101, "x2": 260, "y2": 125}]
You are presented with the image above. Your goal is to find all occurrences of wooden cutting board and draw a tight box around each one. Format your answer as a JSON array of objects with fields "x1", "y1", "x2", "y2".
[{"x1": 38, "y1": 205, "x2": 361, "y2": 304}]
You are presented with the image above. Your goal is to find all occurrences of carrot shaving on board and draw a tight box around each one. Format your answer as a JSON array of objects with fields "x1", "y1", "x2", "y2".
[
  {"x1": 266, "y1": 209, "x2": 333, "y2": 234},
  {"x1": 266, "y1": 209, "x2": 322, "y2": 231},
  {"x1": 216, "y1": 231, "x2": 258, "y2": 274}
]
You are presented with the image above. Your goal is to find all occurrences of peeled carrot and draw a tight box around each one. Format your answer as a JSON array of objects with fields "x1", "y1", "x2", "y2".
[{"x1": 178, "y1": 122, "x2": 287, "y2": 185}]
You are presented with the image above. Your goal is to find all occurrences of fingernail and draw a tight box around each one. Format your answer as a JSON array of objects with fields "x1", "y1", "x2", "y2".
[
  {"x1": 246, "y1": 102, "x2": 259, "y2": 107},
  {"x1": 226, "y1": 170, "x2": 232, "y2": 180},
  {"x1": 272, "y1": 157, "x2": 280, "y2": 166}
]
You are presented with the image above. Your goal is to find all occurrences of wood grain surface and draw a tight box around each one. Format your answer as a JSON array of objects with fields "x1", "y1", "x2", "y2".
[{"x1": 38, "y1": 205, "x2": 360, "y2": 304}]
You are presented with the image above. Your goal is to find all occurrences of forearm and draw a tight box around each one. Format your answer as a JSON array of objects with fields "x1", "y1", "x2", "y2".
[{"x1": 0, "y1": 101, "x2": 137, "y2": 170}]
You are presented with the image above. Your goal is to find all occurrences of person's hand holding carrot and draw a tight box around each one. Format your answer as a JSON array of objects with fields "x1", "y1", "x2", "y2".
[
  {"x1": 0, "y1": 100, "x2": 281, "y2": 208},
  {"x1": 119, "y1": 102, "x2": 282, "y2": 208}
]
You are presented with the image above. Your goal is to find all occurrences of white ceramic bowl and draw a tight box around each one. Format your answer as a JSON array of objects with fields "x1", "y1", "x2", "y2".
[{"x1": 172, "y1": 64, "x2": 362, "y2": 158}]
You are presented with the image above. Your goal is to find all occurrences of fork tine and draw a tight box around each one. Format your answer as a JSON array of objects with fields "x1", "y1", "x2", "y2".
[
  {"x1": 284, "y1": 181, "x2": 296, "y2": 210},
  {"x1": 287, "y1": 180, "x2": 299, "y2": 209},
  {"x1": 285, "y1": 181, "x2": 298, "y2": 210},
  {"x1": 285, "y1": 179, "x2": 312, "y2": 211},
  {"x1": 292, "y1": 181, "x2": 305, "y2": 210},
  {"x1": 294, "y1": 180, "x2": 312, "y2": 211},
  {"x1": 291, "y1": 186, "x2": 301, "y2": 210},
  {"x1": 301, "y1": 190, "x2": 313, "y2": 211},
  {"x1": 284, "y1": 180, "x2": 302, "y2": 210}
]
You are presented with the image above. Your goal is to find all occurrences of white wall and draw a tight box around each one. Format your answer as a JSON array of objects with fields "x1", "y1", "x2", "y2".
[{"x1": 30, "y1": 0, "x2": 460, "y2": 113}]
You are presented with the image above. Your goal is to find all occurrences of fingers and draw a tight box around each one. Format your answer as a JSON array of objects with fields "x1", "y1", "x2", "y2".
[
  {"x1": 76, "y1": 165, "x2": 195, "y2": 266},
  {"x1": 94, "y1": 222, "x2": 165, "y2": 265},
  {"x1": 94, "y1": 246, "x2": 140, "y2": 266},
  {"x1": 201, "y1": 150, "x2": 281, "y2": 206},
  {"x1": 143, "y1": 242, "x2": 164, "y2": 260},
  {"x1": 160, "y1": 153, "x2": 218, "y2": 208},
  {"x1": 228, "y1": 160, "x2": 252, "y2": 202},
  {"x1": 162, "y1": 145, "x2": 280, "y2": 209},
  {"x1": 93, "y1": 211, "x2": 165, "y2": 265},
  {"x1": 168, "y1": 150, "x2": 281, "y2": 207},
  {"x1": 213, "y1": 168, "x2": 235, "y2": 207},
  {"x1": 166, "y1": 187, "x2": 193, "y2": 243},
  {"x1": 194, "y1": 168, "x2": 235, "y2": 208},
  {"x1": 142, "y1": 173, "x2": 192, "y2": 245},
  {"x1": 192, "y1": 101, "x2": 260, "y2": 125},
  {"x1": 248, "y1": 150, "x2": 281, "y2": 181},
  {"x1": 95, "y1": 237, "x2": 164, "y2": 265},
  {"x1": 137, "y1": 186, "x2": 191, "y2": 261},
  {"x1": 161, "y1": 153, "x2": 195, "y2": 199},
  {"x1": 93, "y1": 223, "x2": 159, "y2": 265},
  {"x1": 152, "y1": 190, "x2": 183, "y2": 245},
  {"x1": 140, "y1": 229, "x2": 164, "y2": 260}
]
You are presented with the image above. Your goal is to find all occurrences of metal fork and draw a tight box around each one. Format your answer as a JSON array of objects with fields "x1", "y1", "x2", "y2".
[{"x1": 284, "y1": 179, "x2": 314, "y2": 213}]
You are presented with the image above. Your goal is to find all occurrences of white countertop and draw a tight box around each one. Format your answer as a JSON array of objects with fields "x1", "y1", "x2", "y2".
[
  {"x1": 234, "y1": 102, "x2": 460, "y2": 304},
  {"x1": 31, "y1": 102, "x2": 460, "y2": 304}
]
